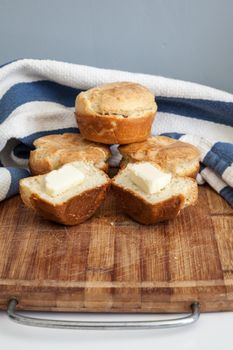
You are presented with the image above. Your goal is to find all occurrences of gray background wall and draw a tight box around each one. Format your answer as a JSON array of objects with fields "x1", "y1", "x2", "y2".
[{"x1": 0, "y1": 0, "x2": 233, "y2": 93}]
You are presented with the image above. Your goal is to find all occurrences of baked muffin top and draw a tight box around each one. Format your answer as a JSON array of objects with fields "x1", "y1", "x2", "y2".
[
  {"x1": 29, "y1": 133, "x2": 110, "y2": 175},
  {"x1": 75, "y1": 82, "x2": 157, "y2": 118},
  {"x1": 119, "y1": 136, "x2": 200, "y2": 162},
  {"x1": 119, "y1": 135, "x2": 200, "y2": 178}
]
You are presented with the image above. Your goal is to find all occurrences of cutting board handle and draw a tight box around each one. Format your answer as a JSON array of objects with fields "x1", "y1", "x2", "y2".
[{"x1": 7, "y1": 299, "x2": 200, "y2": 330}]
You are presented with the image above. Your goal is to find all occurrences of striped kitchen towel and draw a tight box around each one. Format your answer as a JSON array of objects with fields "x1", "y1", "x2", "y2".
[{"x1": 0, "y1": 59, "x2": 233, "y2": 206}]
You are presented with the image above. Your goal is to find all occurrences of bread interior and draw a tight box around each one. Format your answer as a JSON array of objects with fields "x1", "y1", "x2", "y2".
[
  {"x1": 21, "y1": 161, "x2": 108, "y2": 205},
  {"x1": 113, "y1": 165, "x2": 196, "y2": 208}
]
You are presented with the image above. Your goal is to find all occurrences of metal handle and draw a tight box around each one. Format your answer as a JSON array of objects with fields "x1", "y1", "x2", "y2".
[{"x1": 7, "y1": 299, "x2": 200, "y2": 330}]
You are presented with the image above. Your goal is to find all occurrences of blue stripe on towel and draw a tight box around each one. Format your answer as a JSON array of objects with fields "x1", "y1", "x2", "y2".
[
  {"x1": 1, "y1": 80, "x2": 233, "y2": 127},
  {"x1": 0, "y1": 81, "x2": 82, "y2": 122},
  {"x1": 220, "y1": 186, "x2": 233, "y2": 206},
  {"x1": 161, "y1": 132, "x2": 184, "y2": 139},
  {"x1": 199, "y1": 163, "x2": 206, "y2": 172},
  {"x1": 19, "y1": 127, "x2": 80, "y2": 147},
  {"x1": 6, "y1": 167, "x2": 30, "y2": 199},
  {"x1": 203, "y1": 142, "x2": 233, "y2": 175},
  {"x1": 157, "y1": 96, "x2": 233, "y2": 127},
  {"x1": 211, "y1": 142, "x2": 233, "y2": 164}
]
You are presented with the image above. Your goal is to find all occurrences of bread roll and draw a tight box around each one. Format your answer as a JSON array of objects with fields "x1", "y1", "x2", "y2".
[
  {"x1": 112, "y1": 162, "x2": 198, "y2": 225},
  {"x1": 29, "y1": 133, "x2": 110, "y2": 175},
  {"x1": 119, "y1": 136, "x2": 200, "y2": 178},
  {"x1": 75, "y1": 82, "x2": 157, "y2": 144},
  {"x1": 20, "y1": 161, "x2": 111, "y2": 225}
]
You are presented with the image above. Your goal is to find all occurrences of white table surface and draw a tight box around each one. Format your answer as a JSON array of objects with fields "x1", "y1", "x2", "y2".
[{"x1": 0, "y1": 310, "x2": 233, "y2": 350}]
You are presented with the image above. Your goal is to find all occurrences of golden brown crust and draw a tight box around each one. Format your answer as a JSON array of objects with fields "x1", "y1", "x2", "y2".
[
  {"x1": 20, "y1": 182, "x2": 111, "y2": 226},
  {"x1": 185, "y1": 163, "x2": 200, "y2": 179},
  {"x1": 112, "y1": 183, "x2": 184, "y2": 225},
  {"x1": 119, "y1": 136, "x2": 200, "y2": 178},
  {"x1": 29, "y1": 133, "x2": 110, "y2": 175},
  {"x1": 76, "y1": 82, "x2": 157, "y2": 117},
  {"x1": 75, "y1": 82, "x2": 157, "y2": 144},
  {"x1": 75, "y1": 111, "x2": 155, "y2": 145},
  {"x1": 111, "y1": 161, "x2": 198, "y2": 224}
]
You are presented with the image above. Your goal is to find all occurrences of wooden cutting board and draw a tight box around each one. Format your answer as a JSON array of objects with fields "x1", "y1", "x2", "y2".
[{"x1": 0, "y1": 185, "x2": 232, "y2": 313}]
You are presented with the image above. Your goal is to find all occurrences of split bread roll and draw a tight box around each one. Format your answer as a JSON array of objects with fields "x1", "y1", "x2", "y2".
[
  {"x1": 75, "y1": 82, "x2": 157, "y2": 144},
  {"x1": 119, "y1": 136, "x2": 200, "y2": 178},
  {"x1": 112, "y1": 162, "x2": 198, "y2": 225},
  {"x1": 29, "y1": 133, "x2": 111, "y2": 175},
  {"x1": 20, "y1": 161, "x2": 111, "y2": 225}
]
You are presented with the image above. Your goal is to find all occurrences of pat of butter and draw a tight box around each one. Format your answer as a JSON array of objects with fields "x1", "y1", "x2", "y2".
[
  {"x1": 128, "y1": 163, "x2": 171, "y2": 194},
  {"x1": 44, "y1": 164, "x2": 85, "y2": 197}
]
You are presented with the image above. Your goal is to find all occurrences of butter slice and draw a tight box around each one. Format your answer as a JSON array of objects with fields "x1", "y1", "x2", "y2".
[
  {"x1": 44, "y1": 164, "x2": 85, "y2": 197},
  {"x1": 128, "y1": 163, "x2": 171, "y2": 194}
]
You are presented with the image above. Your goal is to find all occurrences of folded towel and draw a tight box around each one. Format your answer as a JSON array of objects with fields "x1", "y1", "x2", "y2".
[{"x1": 0, "y1": 59, "x2": 233, "y2": 206}]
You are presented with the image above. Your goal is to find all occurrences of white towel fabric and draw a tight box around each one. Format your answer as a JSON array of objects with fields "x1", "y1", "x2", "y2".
[{"x1": 0, "y1": 59, "x2": 233, "y2": 206}]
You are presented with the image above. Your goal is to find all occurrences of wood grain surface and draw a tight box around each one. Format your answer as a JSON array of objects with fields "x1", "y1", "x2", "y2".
[{"x1": 0, "y1": 185, "x2": 232, "y2": 313}]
